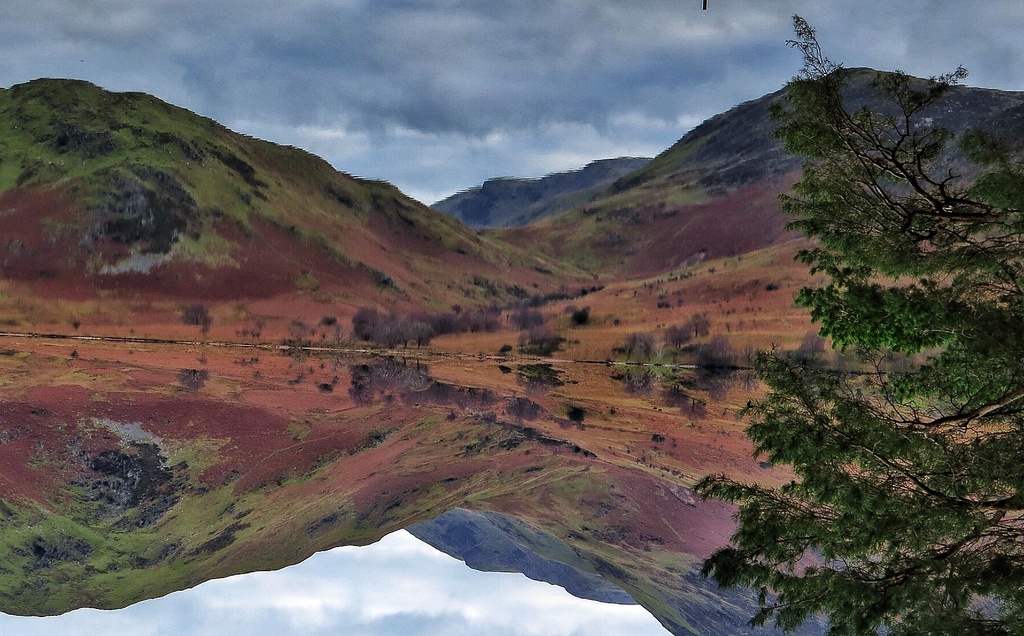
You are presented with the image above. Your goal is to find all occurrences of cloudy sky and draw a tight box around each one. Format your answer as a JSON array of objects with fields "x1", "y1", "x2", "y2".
[
  {"x1": 1, "y1": 1, "x2": 1022, "y2": 203},
  {"x1": 0, "y1": 530, "x2": 668, "y2": 636}
]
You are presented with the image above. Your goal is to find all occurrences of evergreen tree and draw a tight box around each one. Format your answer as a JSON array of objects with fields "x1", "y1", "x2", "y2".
[{"x1": 695, "y1": 16, "x2": 1024, "y2": 635}]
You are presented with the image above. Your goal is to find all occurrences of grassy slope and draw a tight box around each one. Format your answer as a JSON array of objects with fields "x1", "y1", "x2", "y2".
[
  {"x1": 498, "y1": 72, "x2": 1024, "y2": 281},
  {"x1": 495, "y1": 87, "x2": 800, "y2": 279},
  {"x1": 0, "y1": 79, "x2": 574, "y2": 316}
]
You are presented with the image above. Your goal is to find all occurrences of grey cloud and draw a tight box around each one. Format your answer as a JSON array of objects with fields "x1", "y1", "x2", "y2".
[
  {"x1": 93, "y1": 0, "x2": 793, "y2": 136},
  {"x1": 0, "y1": 1, "x2": 1021, "y2": 201}
]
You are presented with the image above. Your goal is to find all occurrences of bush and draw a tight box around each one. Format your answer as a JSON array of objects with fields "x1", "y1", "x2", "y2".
[
  {"x1": 665, "y1": 324, "x2": 692, "y2": 349},
  {"x1": 353, "y1": 304, "x2": 504, "y2": 347},
  {"x1": 459, "y1": 307, "x2": 502, "y2": 333},
  {"x1": 623, "y1": 332, "x2": 657, "y2": 359},
  {"x1": 613, "y1": 367, "x2": 659, "y2": 395},
  {"x1": 566, "y1": 405, "x2": 586, "y2": 424},
  {"x1": 178, "y1": 368, "x2": 209, "y2": 392},
  {"x1": 519, "y1": 326, "x2": 565, "y2": 355},
  {"x1": 182, "y1": 303, "x2": 212, "y2": 335},
  {"x1": 510, "y1": 308, "x2": 545, "y2": 330},
  {"x1": 568, "y1": 306, "x2": 591, "y2": 326}
]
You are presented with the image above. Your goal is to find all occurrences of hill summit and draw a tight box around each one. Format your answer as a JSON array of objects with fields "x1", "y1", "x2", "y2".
[
  {"x1": 0, "y1": 78, "x2": 560, "y2": 307},
  {"x1": 496, "y1": 69, "x2": 1024, "y2": 279},
  {"x1": 432, "y1": 157, "x2": 650, "y2": 228}
]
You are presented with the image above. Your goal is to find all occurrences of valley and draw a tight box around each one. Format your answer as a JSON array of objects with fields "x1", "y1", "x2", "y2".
[{"x1": 2, "y1": 71, "x2": 1022, "y2": 635}]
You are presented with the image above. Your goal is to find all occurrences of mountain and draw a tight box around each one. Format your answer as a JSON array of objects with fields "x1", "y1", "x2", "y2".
[
  {"x1": 2, "y1": 71, "x2": 1022, "y2": 636},
  {"x1": 408, "y1": 506, "x2": 825, "y2": 635},
  {"x1": 497, "y1": 69, "x2": 1024, "y2": 279},
  {"x1": 6, "y1": 72, "x2": 1018, "y2": 315},
  {"x1": 0, "y1": 79, "x2": 568, "y2": 314},
  {"x1": 408, "y1": 508, "x2": 637, "y2": 604},
  {"x1": 431, "y1": 157, "x2": 651, "y2": 228}
]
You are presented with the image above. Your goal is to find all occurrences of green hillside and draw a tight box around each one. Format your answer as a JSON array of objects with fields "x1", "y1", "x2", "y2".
[
  {"x1": 0, "y1": 79, "x2": 568, "y2": 308},
  {"x1": 498, "y1": 70, "x2": 1024, "y2": 279}
]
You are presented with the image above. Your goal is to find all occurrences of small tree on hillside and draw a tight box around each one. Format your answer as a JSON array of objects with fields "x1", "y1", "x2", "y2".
[
  {"x1": 568, "y1": 305, "x2": 591, "y2": 326},
  {"x1": 687, "y1": 312, "x2": 711, "y2": 338},
  {"x1": 182, "y1": 303, "x2": 212, "y2": 337},
  {"x1": 665, "y1": 324, "x2": 692, "y2": 349},
  {"x1": 623, "y1": 331, "x2": 657, "y2": 359},
  {"x1": 510, "y1": 308, "x2": 545, "y2": 330},
  {"x1": 351, "y1": 306, "x2": 381, "y2": 341}
]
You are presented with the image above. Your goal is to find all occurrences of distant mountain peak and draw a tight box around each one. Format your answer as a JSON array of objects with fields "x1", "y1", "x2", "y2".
[
  {"x1": 495, "y1": 70, "x2": 1024, "y2": 279},
  {"x1": 432, "y1": 156, "x2": 651, "y2": 228}
]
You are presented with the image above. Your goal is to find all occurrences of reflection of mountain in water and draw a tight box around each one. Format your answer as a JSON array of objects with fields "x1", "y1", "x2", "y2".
[
  {"x1": 409, "y1": 508, "x2": 636, "y2": 605},
  {"x1": 411, "y1": 508, "x2": 828, "y2": 636},
  {"x1": 0, "y1": 345, "x2": 822, "y2": 635}
]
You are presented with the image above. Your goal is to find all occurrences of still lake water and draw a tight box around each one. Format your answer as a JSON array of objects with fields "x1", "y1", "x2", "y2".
[
  {"x1": 0, "y1": 530, "x2": 668, "y2": 636},
  {"x1": 0, "y1": 342, "x2": 772, "y2": 634}
]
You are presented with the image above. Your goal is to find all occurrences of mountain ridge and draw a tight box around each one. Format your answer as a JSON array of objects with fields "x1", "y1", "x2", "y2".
[
  {"x1": 491, "y1": 68, "x2": 1024, "y2": 279},
  {"x1": 0, "y1": 78, "x2": 569, "y2": 312},
  {"x1": 431, "y1": 156, "x2": 651, "y2": 228},
  {"x1": 407, "y1": 508, "x2": 637, "y2": 604}
]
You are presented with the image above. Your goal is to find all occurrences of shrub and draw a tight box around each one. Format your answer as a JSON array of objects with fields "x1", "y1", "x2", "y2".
[
  {"x1": 178, "y1": 368, "x2": 209, "y2": 392},
  {"x1": 569, "y1": 306, "x2": 591, "y2": 326},
  {"x1": 566, "y1": 405, "x2": 586, "y2": 424},
  {"x1": 518, "y1": 326, "x2": 565, "y2": 355},
  {"x1": 182, "y1": 303, "x2": 212, "y2": 335},
  {"x1": 613, "y1": 367, "x2": 658, "y2": 395},
  {"x1": 623, "y1": 332, "x2": 657, "y2": 359},
  {"x1": 510, "y1": 308, "x2": 545, "y2": 330},
  {"x1": 295, "y1": 270, "x2": 320, "y2": 292},
  {"x1": 353, "y1": 305, "x2": 505, "y2": 347},
  {"x1": 459, "y1": 307, "x2": 502, "y2": 333},
  {"x1": 665, "y1": 324, "x2": 692, "y2": 349}
]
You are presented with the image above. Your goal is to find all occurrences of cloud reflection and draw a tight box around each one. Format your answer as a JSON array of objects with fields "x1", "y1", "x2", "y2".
[{"x1": 0, "y1": 530, "x2": 668, "y2": 635}]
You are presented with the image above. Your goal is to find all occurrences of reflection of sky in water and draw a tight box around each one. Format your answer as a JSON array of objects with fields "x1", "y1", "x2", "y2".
[{"x1": 0, "y1": 530, "x2": 668, "y2": 635}]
